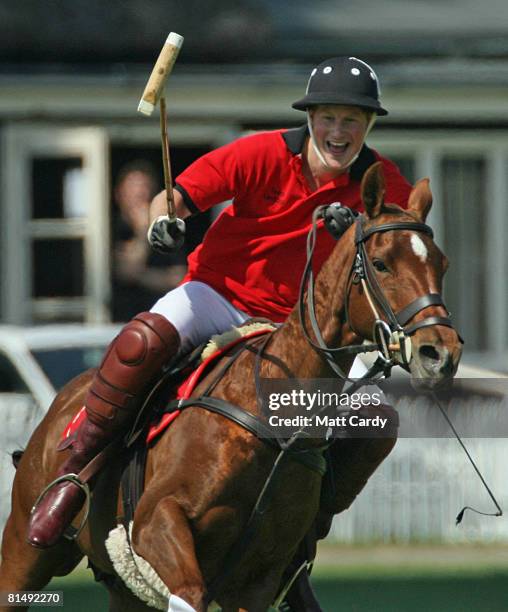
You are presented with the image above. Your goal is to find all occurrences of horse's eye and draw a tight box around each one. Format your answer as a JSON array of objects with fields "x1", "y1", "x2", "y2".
[{"x1": 372, "y1": 259, "x2": 388, "y2": 272}]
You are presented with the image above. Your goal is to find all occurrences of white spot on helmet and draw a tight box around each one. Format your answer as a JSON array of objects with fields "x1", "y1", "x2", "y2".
[
  {"x1": 349, "y1": 56, "x2": 381, "y2": 93},
  {"x1": 311, "y1": 68, "x2": 317, "y2": 76},
  {"x1": 323, "y1": 66, "x2": 332, "y2": 74},
  {"x1": 351, "y1": 68, "x2": 360, "y2": 76}
]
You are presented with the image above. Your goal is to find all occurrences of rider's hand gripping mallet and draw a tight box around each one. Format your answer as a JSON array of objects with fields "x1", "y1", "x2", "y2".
[{"x1": 137, "y1": 32, "x2": 184, "y2": 221}]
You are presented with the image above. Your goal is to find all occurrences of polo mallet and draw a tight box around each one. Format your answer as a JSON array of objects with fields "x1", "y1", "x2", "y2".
[{"x1": 137, "y1": 32, "x2": 184, "y2": 221}]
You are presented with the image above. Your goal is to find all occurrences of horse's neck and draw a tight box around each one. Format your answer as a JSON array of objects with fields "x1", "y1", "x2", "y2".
[{"x1": 266, "y1": 234, "x2": 358, "y2": 379}]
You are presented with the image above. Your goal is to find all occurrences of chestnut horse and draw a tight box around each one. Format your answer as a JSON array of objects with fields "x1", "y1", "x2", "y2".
[{"x1": 0, "y1": 164, "x2": 462, "y2": 611}]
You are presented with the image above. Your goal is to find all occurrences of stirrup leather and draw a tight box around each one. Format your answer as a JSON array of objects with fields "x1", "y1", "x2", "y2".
[{"x1": 30, "y1": 473, "x2": 92, "y2": 541}]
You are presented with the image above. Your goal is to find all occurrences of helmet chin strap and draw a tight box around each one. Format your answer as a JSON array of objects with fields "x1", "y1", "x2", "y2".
[{"x1": 307, "y1": 111, "x2": 377, "y2": 172}]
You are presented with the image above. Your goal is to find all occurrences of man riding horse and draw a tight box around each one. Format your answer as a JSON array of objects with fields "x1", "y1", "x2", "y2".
[{"x1": 28, "y1": 57, "x2": 412, "y2": 610}]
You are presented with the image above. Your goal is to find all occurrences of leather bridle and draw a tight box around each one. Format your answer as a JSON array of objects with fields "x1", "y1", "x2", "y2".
[{"x1": 299, "y1": 206, "x2": 462, "y2": 384}]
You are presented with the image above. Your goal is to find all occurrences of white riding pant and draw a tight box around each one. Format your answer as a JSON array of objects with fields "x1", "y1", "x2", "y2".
[
  {"x1": 151, "y1": 281, "x2": 251, "y2": 355},
  {"x1": 150, "y1": 280, "x2": 368, "y2": 377}
]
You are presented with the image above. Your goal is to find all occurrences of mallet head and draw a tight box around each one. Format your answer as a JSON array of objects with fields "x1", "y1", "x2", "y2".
[{"x1": 138, "y1": 32, "x2": 184, "y2": 116}]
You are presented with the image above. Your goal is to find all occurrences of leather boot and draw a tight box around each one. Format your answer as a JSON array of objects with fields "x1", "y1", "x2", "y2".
[{"x1": 27, "y1": 312, "x2": 180, "y2": 549}]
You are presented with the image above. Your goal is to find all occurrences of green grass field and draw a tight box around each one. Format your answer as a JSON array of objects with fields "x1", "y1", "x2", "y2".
[{"x1": 38, "y1": 544, "x2": 508, "y2": 611}]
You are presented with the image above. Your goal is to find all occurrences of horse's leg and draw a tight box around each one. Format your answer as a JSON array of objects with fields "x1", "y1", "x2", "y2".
[{"x1": 132, "y1": 496, "x2": 206, "y2": 612}]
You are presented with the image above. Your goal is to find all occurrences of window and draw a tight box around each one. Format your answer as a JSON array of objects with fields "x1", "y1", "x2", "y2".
[{"x1": 1, "y1": 126, "x2": 109, "y2": 324}]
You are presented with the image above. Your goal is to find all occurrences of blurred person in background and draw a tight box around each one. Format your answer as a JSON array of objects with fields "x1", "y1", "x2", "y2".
[
  {"x1": 111, "y1": 161, "x2": 187, "y2": 321},
  {"x1": 29, "y1": 56, "x2": 411, "y2": 612}
]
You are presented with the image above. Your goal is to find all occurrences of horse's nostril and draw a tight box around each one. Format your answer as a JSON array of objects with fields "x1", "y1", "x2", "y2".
[
  {"x1": 417, "y1": 345, "x2": 455, "y2": 379},
  {"x1": 419, "y1": 345, "x2": 440, "y2": 362}
]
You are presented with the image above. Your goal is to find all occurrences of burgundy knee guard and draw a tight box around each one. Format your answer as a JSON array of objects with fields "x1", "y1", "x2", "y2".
[{"x1": 85, "y1": 312, "x2": 180, "y2": 430}]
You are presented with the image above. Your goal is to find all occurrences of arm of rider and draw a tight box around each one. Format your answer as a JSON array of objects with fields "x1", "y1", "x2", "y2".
[{"x1": 147, "y1": 189, "x2": 191, "y2": 253}]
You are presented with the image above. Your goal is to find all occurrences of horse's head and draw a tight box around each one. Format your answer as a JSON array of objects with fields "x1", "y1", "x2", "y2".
[{"x1": 345, "y1": 162, "x2": 462, "y2": 389}]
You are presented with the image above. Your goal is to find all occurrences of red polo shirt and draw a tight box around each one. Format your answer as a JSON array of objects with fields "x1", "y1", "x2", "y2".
[{"x1": 176, "y1": 126, "x2": 412, "y2": 322}]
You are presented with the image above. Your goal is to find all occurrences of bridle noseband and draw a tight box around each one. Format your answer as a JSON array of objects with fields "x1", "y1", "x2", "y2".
[{"x1": 299, "y1": 207, "x2": 462, "y2": 384}]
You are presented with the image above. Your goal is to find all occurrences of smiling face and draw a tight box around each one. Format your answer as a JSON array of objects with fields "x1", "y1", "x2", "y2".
[{"x1": 308, "y1": 104, "x2": 370, "y2": 175}]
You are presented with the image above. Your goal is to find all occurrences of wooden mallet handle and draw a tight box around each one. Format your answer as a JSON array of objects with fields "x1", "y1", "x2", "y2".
[
  {"x1": 137, "y1": 32, "x2": 184, "y2": 116},
  {"x1": 159, "y1": 96, "x2": 177, "y2": 219}
]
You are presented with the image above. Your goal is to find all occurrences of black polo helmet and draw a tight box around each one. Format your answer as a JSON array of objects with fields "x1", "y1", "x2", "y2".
[{"x1": 292, "y1": 57, "x2": 388, "y2": 116}]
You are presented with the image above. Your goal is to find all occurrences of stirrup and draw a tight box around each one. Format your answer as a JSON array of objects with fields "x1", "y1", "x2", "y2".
[{"x1": 30, "y1": 473, "x2": 91, "y2": 541}]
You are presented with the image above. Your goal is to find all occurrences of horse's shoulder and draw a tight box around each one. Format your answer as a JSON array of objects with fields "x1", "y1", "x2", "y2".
[{"x1": 44, "y1": 368, "x2": 95, "y2": 425}]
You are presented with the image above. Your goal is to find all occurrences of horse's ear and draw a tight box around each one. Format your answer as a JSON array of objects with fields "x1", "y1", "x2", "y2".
[
  {"x1": 361, "y1": 162, "x2": 386, "y2": 219},
  {"x1": 407, "y1": 178, "x2": 433, "y2": 221}
]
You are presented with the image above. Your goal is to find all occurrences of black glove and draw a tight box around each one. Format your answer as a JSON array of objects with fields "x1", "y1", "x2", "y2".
[
  {"x1": 323, "y1": 204, "x2": 357, "y2": 240},
  {"x1": 147, "y1": 215, "x2": 186, "y2": 254}
]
